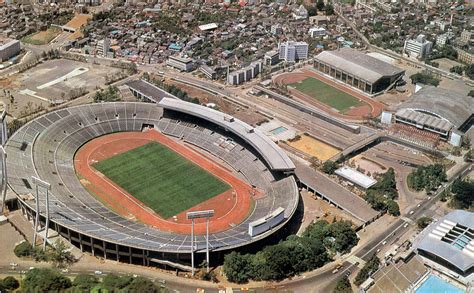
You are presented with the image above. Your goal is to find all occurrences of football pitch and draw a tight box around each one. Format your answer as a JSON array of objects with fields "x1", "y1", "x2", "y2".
[
  {"x1": 92, "y1": 142, "x2": 231, "y2": 219},
  {"x1": 289, "y1": 77, "x2": 364, "y2": 113}
]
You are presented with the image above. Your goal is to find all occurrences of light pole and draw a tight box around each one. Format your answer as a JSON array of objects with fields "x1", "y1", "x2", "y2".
[
  {"x1": 0, "y1": 146, "x2": 7, "y2": 216},
  {"x1": 186, "y1": 210, "x2": 214, "y2": 275},
  {"x1": 32, "y1": 176, "x2": 51, "y2": 251}
]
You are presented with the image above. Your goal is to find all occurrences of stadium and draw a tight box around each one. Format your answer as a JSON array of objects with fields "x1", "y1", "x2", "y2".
[{"x1": 5, "y1": 98, "x2": 299, "y2": 269}]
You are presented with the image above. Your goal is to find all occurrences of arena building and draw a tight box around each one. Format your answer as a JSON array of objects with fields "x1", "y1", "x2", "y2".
[
  {"x1": 414, "y1": 210, "x2": 474, "y2": 280},
  {"x1": 313, "y1": 48, "x2": 405, "y2": 95},
  {"x1": 394, "y1": 87, "x2": 473, "y2": 146},
  {"x1": 5, "y1": 100, "x2": 299, "y2": 269}
]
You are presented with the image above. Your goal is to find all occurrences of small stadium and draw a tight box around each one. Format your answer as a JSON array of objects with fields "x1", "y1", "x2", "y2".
[{"x1": 6, "y1": 98, "x2": 299, "y2": 268}]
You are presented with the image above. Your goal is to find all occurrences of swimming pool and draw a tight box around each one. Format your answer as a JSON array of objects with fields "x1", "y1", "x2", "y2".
[
  {"x1": 270, "y1": 126, "x2": 288, "y2": 135},
  {"x1": 415, "y1": 275, "x2": 464, "y2": 293}
]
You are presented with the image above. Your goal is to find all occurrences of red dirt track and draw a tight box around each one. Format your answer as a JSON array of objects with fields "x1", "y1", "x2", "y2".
[
  {"x1": 74, "y1": 130, "x2": 257, "y2": 235},
  {"x1": 273, "y1": 68, "x2": 384, "y2": 120}
]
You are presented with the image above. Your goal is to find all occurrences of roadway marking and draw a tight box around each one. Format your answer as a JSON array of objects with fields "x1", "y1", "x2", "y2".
[
  {"x1": 401, "y1": 217, "x2": 413, "y2": 224},
  {"x1": 347, "y1": 255, "x2": 366, "y2": 268}
]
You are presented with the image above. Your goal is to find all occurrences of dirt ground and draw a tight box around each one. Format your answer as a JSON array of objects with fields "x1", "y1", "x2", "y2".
[
  {"x1": 298, "y1": 191, "x2": 363, "y2": 235},
  {"x1": 0, "y1": 59, "x2": 121, "y2": 118},
  {"x1": 28, "y1": 28, "x2": 62, "y2": 44},
  {"x1": 349, "y1": 154, "x2": 386, "y2": 175},
  {"x1": 287, "y1": 134, "x2": 340, "y2": 161}
]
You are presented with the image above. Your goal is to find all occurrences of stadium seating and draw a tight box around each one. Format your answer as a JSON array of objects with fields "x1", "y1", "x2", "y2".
[{"x1": 5, "y1": 102, "x2": 299, "y2": 254}]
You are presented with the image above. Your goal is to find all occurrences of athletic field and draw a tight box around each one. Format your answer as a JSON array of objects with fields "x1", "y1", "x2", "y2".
[
  {"x1": 92, "y1": 142, "x2": 230, "y2": 219},
  {"x1": 289, "y1": 77, "x2": 363, "y2": 113}
]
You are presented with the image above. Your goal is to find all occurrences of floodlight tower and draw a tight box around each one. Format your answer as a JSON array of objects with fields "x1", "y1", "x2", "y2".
[
  {"x1": 186, "y1": 210, "x2": 215, "y2": 276},
  {"x1": 32, "y1": 176, "x2": 51, "y2": 251},
  {"x1": 0, "y1": 105, "x2": 8, "y2": 215}
]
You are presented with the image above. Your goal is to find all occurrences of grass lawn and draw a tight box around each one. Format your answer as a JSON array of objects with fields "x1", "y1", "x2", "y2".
[
  {"x1": 93, "y1": 142, "x2": 230, "y2": 219},
  {"x1": 289, "y1": 77, "x2": 364, "y2": 113},
  {"x1": 21, "y1": 28, "x2": 62, "y2": 45}
]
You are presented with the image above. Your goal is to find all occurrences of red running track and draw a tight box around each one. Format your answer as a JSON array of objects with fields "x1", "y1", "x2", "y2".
[{"x1": 74, "y1": 130, "x2": 257, "y2": 235}]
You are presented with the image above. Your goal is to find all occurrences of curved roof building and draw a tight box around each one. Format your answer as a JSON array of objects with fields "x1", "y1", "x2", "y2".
[{"x1": 414, "y1": 210, "x2": 474, "y2": 277}]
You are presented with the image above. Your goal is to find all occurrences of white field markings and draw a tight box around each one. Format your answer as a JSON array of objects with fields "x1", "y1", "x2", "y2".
[
  {"x1": 19, "y1": 89, "x2": 49, "y2": 102},
  {"x1": 37, "y1": 67, "x2": 89, "y2": 89}
]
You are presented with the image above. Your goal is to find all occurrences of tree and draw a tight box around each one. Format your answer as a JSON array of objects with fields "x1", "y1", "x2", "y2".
[
  {"x1": 322, "y1": 161, "x2": 338, "y2": 174},
  {"x1": 417, "y1": 216, "x2": 432, "y2": 229},
  {"x1": 23, "y1": 268, "x2": 72, "y2": 292},
  {"x1": 407, "y1": 164, "x2": 447, "y2": 192},
  {"x1": 328, "y1": 221, "x2": 359, "y2": 253},
  {"x1": 370, "y1": 168, "x2": 398, "y2": 199},
  {"x1": 464, "y1": 64, "x2": 474, "y2": 80},
  {"x1": 307, "y1": 6, "x2": 317, "y2": 17},
  {"x1": 354, "y1": 255, "x2": 380, "y2": 286},
  {"x1": 126, "y1": 276, "x2": 158, "y2": 292},
  {"x1": 102, "y1": 274, "x2": 133, "y2": 291},
  {"x1": 450, "y1": 65, "x2": 464, "y2": 75},
  {"x1": 223, "y1": 252, "x2": 253, "y2": 284},
  {"x1": 334, "y1": 275, "x2": 353, "y2": 293},
  {"x1": 73, "y1": 274, "x2": 99, "y2": 291},
  {"x1": 325, "y1": 2, "x2": 334, "y2": 15},
  {"x1": 468, "y1": 90, "x2": 474, "y2": 97},
  {"x1": 49, "y1": 240, "x2": 75, "y2": 268},
  {"x1": 386, "y1": 200, "x2": 400, "y2": 216},
  {"x1": 14, "y1": 241, "x2": 33, "y2": 257},
  {"x1": 409, "y1": 72, "x2": 440, "y2": 86},
  {"x1": 317, "y1": 0, "x2": 325, "y2": 11},
  {"x1": 451, "y1": 179, "x2": 474, "y2": 209},
  {"x1": 2, "y1": 276, "x2": 19, "y2": 291}
]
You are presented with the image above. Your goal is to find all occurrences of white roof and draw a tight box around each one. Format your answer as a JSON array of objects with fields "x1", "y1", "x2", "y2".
[
  {"x1": 335, "y1": 166, "x2": 377, "y2": 189},
  {"x1": 199, "y1": 23, "x2": 218, "y2": 31}
]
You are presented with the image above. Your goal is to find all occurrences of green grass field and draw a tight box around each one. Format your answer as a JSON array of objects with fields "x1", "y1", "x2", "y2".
[
  {"x1": 92, "y1": 142, "x2": 230, "y2": 219},
  {"x1": 289, "y1": 77, "x2": 364, "y2": 113}
]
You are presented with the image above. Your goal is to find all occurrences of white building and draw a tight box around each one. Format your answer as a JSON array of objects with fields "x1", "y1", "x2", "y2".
[
  {"x1": 404, "y1": 34, "x2": 433, "y2": 59},
  {"x1": 264, "y1": 50, "x2": 280, "y2": 66},
  {"x1": 96, "y1": 38, "x2": 109, "y2": 57},
  {"x1": 309, "y1": 27, "x2": 327, "y2": 38},
  {"x1": 270, "y1": 24, "x2": 283, "y2": 36},
  {"x1": 436, "y1": 32, "x2": 454, "y2": 47},
  {"x1": 278, "y1": 41, "x2": 308, "y2": 62},
  {"x1": 293, "y1": 4, "x2": 308, "y2": 20},
  {"x1": 166, "y1": 56, "x2": 194, "y2": 72},
  {"x1": 227, "y1": 61, "x2": 262, "y2": 85},
  {"x1": 0, "y1": 38, "x2": 20, "y2": 62}
]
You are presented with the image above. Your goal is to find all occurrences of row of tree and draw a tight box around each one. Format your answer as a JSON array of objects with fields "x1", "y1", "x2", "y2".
[
  {"x1": 94, "y1": 86, "x2": 121, "y2": 103},
  {"x1": 409, "y1": 71, "x2": 440, "y2": 86},
  {"x1": 22, "y1": 268, "x2": 165, "y2": 292},
  {"x1": 364, "y1": 168, "x2": 400, "y2": 216},
  {"x1": 407, "y1": 164, "x2": 447, "y2": 193},
  {"x1": 449, "y1": 178, "x2": 474, "y2": 210},
  {"x1": 145, "y1": 75, "x2": 200, "y2": 104},
  {"x1": 223, "y1": 219, "x2": 358, "y2": 283},
  {"x1": 14, "y1": 240, "x2": 75, "y2": 268}
]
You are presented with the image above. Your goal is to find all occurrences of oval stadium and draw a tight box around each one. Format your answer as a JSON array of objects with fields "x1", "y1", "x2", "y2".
[{"x1": 5, "y1": 98, "x2": 299, "y2": 268}]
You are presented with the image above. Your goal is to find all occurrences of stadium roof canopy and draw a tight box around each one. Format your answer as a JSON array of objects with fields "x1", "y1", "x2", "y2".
[
  {"x1": 314, "y1": 47, "x2": 405, "y2": 84},
  {"x1": 335, "y1": 166, "x2": 377, "y2": 189},
  {"x1": 414, "y1": 210, "x2": 474, "y2": 275},
  {"x1": 159, "y1": 98, "x2": 295, "y2": 171},
  {"x1": 125, "y1": 80, "x2": 178, "y2": 103},
  {"x1": 398, "y1": 87, "x2": 473, "y2": 130}
]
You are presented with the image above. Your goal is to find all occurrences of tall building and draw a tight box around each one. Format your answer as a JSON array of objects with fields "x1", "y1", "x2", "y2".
[
  {"x1": 278, "y1": 41, "x2": 308, "y2": 62},
  {"x1": 270, "y1": 24, "x2": 283, "y2": 36},
  {"x1": 264, "y1": 50, "x2": 280, "y2": 66},
  {"x1": 0, "y1": 38, "x2": 20, "y2": 62},
  {"x1": 460, "y1": 30, "x2": 473, "y2": 46},
  {"x1": 96, "y1": 38, "x2": 110, "y2": 58},
  {"x1": 404, "y1": 34, "x2": 433, "y2": 59}
]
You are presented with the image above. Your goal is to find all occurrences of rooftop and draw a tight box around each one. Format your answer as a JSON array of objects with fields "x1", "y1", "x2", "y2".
[
  {"x1": 414, "y1": 210, "x2": 474, "y2": 274},
  {"x1": 399, "y1": 86, "x2": 473, "y2": 130},
  {"x1": 125, "y1": 80, "x2": 178, "y2": 103},
  {"x1": 314, "y1": 48, "x2": 405, "y2": 83},
  {"x1": 159, "y1": 98, "x2": 295, "y2": 171},
  {"x1": 335, "y1": 166, "x2": 377, "y2": 189}
]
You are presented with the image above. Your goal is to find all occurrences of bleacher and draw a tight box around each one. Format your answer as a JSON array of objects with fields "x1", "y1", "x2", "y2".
[{"x1": 5, "y1": 102, "x2": 299, "y2": 255}]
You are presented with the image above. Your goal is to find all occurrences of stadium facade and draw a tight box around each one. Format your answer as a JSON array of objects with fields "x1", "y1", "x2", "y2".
[
  {"x1": 395, "y1": 87, "x2": 473, "y2": 146},
  {"x1": 5, "y1": 100, "x2": 299, "y2": 269},
  {"x1": 313, "y1": 48, "x2": 405, "y2": 95}
]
